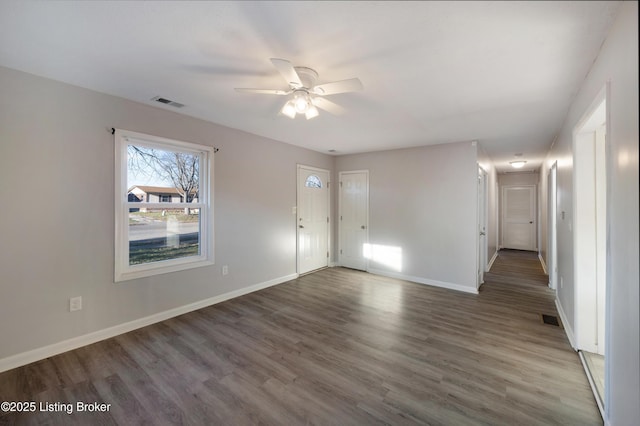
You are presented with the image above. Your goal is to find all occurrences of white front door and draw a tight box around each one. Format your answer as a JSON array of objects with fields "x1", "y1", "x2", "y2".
[
  {"x1": 339, "y1": 171, "x2": 369, "y2": 270},
  {"x1": 502, "y1": 185, "x2": 536, "y2": 251},
  {"x1": 297, "y1": 165, "x2": 329, "y2": 274}
]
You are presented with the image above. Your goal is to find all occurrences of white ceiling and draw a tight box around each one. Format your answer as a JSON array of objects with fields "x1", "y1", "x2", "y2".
[{"x1": 0, "y1": 1, "x2": 621, "y2": 172}]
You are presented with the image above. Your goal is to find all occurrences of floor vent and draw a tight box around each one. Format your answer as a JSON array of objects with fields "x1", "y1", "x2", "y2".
[{"x1": 541, "y1": 314, "x2": 560, "y2": 326}]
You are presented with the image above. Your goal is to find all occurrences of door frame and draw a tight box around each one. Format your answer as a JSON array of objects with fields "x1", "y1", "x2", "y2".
[
  {"x1": 296, "y1": 164, "x2": 331, "y2": 275},
  {"x1": 572, "y1": 84, "x2": 609, "y2": 355},
  {"x1": 571, "y1": 82, "x2": 610, "y2": 415},
  {"x1": 338, "y1": 170, "x2": 369, "y2": 270}
]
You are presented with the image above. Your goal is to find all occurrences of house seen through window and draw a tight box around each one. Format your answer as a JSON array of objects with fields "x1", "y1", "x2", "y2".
[{"x1": 115, "y1": 129, "x2": 214, "y2": 281}]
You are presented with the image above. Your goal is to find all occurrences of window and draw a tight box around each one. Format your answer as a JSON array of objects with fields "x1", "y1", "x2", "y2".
[
  {"x1": 305, "y1": 175, "x2": 322, "y2": 188},
  {"x1": 114, "y1": 129, "x2": 214, "y2": 281}
]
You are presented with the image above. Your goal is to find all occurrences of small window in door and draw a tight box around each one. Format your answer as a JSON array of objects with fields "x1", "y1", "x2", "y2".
[{"x1": 305, "y1": 175, "x2": 323, "y2": 188}]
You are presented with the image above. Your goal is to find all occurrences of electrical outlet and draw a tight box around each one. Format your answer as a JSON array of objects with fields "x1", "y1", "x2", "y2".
[
  {"x1": 69, "y1": 296, "x2": 82, "y2": 312},
  {"x1": 222, "y1": 265, "x2": 228, "y2": 276}
]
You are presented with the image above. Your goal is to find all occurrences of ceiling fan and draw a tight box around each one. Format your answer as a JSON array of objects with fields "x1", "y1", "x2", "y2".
[{"x1": 235, "y1": 58, "x2": 363, "y2": 120}]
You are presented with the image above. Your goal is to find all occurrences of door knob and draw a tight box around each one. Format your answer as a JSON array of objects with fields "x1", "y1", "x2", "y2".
[
  {"x1": 529, "y1": 221, "x2": 533, "y2": 224},
  {"x1": 480, "y1": 231, "x2": 486, "y2": 236},
  {"x1": 361, "y1": 225, "x2": 366, "y2": 229},
  {"x1": 299, "y1": 225, "x2": 304, "y2": 228}
]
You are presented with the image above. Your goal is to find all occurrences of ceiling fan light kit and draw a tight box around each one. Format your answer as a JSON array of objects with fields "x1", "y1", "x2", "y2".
[
  {"x1": 293, "y1": 91, "x2": 311, "y2": 113},
  {"x1": 305, "y1": 105, "x2": 319, "y2": 120},
  {"x1": 281, "y1": 100, "x2": 297, "y2": 119},
  {"x1": 235, "y1": 58, "x2": 363, "y2": 120}
]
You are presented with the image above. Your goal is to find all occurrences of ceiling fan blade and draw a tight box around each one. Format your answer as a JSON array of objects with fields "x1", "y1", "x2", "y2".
[
  {"x1": 234, "y1": 88, "x2": 291, "y2": 95},
  {"x1": 312, "y1": 78, "x2": 363, "y2": 95},
  {"x1": 312, "y1": 97, "x2": 346, "y2": 115},
  {"x1": 270, "y1": 58, "x2": 303, "y2": 88}
]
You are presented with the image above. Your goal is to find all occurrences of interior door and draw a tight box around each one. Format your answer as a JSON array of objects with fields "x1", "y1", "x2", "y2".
[
  {"x1": 297, "y1": 165, "x2": 329, "y2": 274},
  {"x1": 477, "y1": 167, "x2": 487, "y2": 286},
  {"x1": 339, "y1": 171, "x2": 369, "y2": 270},
  {"x1": 548, "y1": 162, "x2": 558, "y2": 289},
  {"x1": 502, "y1": 185, "x2": 536, "y2": 251}
]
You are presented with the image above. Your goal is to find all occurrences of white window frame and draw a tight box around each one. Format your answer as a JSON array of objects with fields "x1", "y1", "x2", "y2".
[{"x1": 114, "y1": 129, "x2": 214, "y2": 282}]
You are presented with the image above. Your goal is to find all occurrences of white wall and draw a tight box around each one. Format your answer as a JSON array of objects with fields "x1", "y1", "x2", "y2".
[
  {"x1": 336, "y1": 142, "x2": 478, "y2": 293},
  {"x1": 539, "y1": 2, "x2": 639, "y2": 424},
  {"x1": 0, "y1": 65, "x2": 334, "y2": 366},
  {"x1": 497, "y1": 171, "x2": 539, "y2": 187}
]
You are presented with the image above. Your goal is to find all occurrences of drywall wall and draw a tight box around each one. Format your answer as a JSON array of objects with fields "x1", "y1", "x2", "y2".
[
  {"x1": 497, "y1": 171, "x2": 539, "y2": 186},
  {"x1": 0, "y1": 65, "x2": 334, "y2": 364},
  {"x1": 336, "y1": 142, "x2": 478, "y2": 292},
  {"x1": 539, "y1": 2, "x2": 638, "y2": 423}
]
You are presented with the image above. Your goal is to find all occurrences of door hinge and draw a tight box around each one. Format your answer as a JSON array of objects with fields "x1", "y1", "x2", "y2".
[
  {"x1": 340, "y1": 181, "x2": 343, "y2": 187},
  {"x1": 327, "y1": 251, "x2": 330, "y2": 258},
  {"x1": 327, "y1": 217, "x2": 329, "y2": 223},
  {"x1": 340, "y1": 249, "x2": 343, "y2": 254}
]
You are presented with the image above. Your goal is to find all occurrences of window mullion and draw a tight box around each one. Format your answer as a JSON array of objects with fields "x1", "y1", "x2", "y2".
[{"x1": 126, "y1": 203, "x2": 204, "y2": 209}]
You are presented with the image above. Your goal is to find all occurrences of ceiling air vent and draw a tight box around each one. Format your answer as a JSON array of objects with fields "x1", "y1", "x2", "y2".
[{"x1": 151, "y1": 96, "x2": 185, "y2": 108}]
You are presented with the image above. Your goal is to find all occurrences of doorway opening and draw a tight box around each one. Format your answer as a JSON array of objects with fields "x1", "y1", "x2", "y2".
[{"x1": 572, "y1": 86, "x2": 608, "y2": 415}]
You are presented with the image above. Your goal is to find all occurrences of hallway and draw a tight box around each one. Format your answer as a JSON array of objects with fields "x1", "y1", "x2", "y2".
[{"x1": 480, "y1": 249, "x2": 601, "y2": 423}]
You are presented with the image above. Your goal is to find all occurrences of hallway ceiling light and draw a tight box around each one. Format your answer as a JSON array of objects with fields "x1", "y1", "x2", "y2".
[{"x1": 510, "y1": 160, "x2": 527, "y2": 169}]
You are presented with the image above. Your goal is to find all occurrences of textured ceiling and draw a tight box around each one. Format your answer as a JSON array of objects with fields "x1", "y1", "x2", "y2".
[{"x1": 0, "y1": 1, "x2": 622, "y2": 171}]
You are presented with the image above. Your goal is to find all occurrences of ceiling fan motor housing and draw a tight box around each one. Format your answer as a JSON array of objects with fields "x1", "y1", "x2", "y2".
[{"x1": 293, "y1": 67, "x2": 319, "y2": 89}]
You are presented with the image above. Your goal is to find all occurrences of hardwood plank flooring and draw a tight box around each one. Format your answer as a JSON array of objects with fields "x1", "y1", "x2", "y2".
[{"x1": 0, "y1": 250, "x2": 600, "y2": 425}]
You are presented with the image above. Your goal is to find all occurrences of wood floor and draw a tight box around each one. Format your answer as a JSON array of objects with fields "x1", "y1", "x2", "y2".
[{"x1": 0, "y1": 250, "x2": 600, "y2": 425}]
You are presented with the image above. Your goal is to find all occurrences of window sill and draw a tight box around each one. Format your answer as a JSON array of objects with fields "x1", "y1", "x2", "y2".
[{"x1": 115, "y1": 257, "x2": 214, "y2": 282}]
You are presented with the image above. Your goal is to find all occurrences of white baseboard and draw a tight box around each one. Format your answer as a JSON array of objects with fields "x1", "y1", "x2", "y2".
[
  {"x1": 367, "y1": 268, "x2": 478, "y2": 294},
  {"x1": 555, "y1": 297, "x2": 576, "y2": 349},
  {"x1": 0, "y1": 273, "x2": 298, "y2": 374},
  {"x1": 539, "y1": 253, "x2": 548, "y2": 274},
  {"x1": 487, "y1": 250, "x2": 498, "y2": 271}
]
